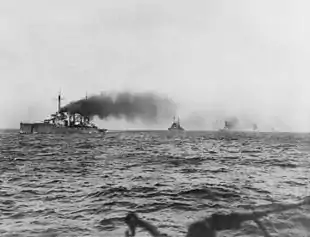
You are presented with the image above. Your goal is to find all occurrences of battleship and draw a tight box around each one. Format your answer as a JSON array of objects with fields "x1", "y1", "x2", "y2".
[
  {"x1": 218, "y1": 120, "x2": 231, "y2": 131},
  {"x1": 168, "y1": 116, "x2": 185, "y2": 131},
  {"x1": 218, "y1": 121, "x2": 259, "y2": 132},
  {"x1": 20, "y1": 93, "x2": 108, "y2": 134}
]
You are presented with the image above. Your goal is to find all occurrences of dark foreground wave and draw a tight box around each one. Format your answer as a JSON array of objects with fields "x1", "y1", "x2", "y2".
[{"x1": 0, "y1": 131, "x2": 310, "y2": 236}]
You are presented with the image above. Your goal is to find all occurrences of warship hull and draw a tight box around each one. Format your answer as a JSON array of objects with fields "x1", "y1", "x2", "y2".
[
  {"x1": 20, "y1": 123, "x2": 107, "y2": 134},
  {"x1": 168, "y1": 127, "x2": 184, "y2": 131}
]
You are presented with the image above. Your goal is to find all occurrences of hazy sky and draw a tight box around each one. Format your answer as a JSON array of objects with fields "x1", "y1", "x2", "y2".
[{"x1": 1, "y1": 0, "x2": 310, "y2": 131}]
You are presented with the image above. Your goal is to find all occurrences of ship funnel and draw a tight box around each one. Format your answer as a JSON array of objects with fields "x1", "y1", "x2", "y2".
[{"x1": 57, "y1": 91, "x2": 64, "y2": 112}]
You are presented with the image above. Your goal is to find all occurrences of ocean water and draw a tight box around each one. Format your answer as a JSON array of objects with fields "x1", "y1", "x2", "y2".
[{"x1": 0, "y1": 130, "x2": 310, "y2": 237}]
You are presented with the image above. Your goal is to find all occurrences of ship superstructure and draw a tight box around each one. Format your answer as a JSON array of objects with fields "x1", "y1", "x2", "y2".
[{"x1": 20, "y1": 92, "x2": 107, "y2": 134}]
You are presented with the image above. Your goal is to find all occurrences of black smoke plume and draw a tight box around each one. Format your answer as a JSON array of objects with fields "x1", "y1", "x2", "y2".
[
  {"x1": 60, "y1": 92, "x2": 177, "y2": 124},
  {"x1": 225, "y1": 117, "x2": 239, "y2": 129}
]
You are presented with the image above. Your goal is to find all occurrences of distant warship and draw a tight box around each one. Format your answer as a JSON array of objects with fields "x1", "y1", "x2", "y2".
[
  {"x1": 20, "y1": 92, "x2": 107, "y2": 134},
  {"x1": 218, "y1": 120, "x2": 231, "y2": 131},
  {"x1": 168, "y1": 116, "x2": 185, "y2": 131}
]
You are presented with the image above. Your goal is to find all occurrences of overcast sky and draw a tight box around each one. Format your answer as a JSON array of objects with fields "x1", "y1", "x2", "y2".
[{"x1": 1, "y1": 0, "x2": 310, "y2": 131}]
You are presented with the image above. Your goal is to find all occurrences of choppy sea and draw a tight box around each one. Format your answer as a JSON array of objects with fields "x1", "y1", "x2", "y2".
[{"x1": 1, "y1": 130, "x2": 310, "y2": 237}]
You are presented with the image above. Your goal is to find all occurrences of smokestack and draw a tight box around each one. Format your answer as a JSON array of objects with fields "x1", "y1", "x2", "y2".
[{"x1": 58, "y1": 94, "x2": 61, "y2": 112}]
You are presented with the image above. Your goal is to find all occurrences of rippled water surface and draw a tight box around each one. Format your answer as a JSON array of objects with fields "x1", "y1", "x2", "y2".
[{"x1": 1, "y1": 130, "x2": 310, "y2": 237}]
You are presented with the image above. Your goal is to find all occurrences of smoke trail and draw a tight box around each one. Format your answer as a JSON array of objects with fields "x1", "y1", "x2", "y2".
[
  {"x1": 60, "y1": 92, "x2": 177, "y2": 124},
  {"x1": 225, "y1": 117, "x2": 239, "y2": 129}
]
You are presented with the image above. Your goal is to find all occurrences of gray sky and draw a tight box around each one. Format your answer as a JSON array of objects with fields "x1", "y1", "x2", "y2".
[{"x1": 1, "y1": 0, "x2": 310, "y2": 131}]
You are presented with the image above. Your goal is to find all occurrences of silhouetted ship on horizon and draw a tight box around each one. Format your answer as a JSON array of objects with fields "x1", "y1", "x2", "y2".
[
  {"x1": 253, "y1": 123, "x2": 258, "y2": 131},
  {"x1": 217, "y1": 121, "x2": 259, "y2": 132},
  {"x1": 20, "y1": 92, "x2": 107, "y2": 134},
  {"x1": 218, "y1": 120, "x2": 232, "y2": 131},
  {"x1": 168, "y1": 116, "x2": 185, "y2": 131}
]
